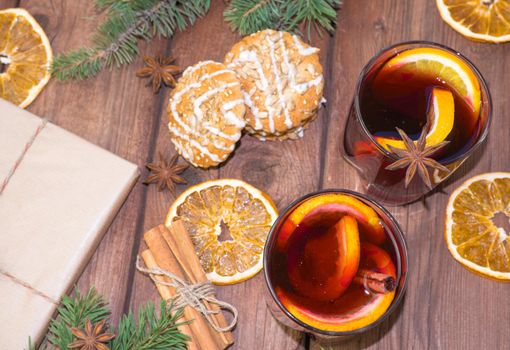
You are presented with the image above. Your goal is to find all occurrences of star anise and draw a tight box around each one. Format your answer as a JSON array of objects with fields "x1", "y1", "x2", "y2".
[
  {"x1": 385, "y1": 127, "x2": 451, "y2": 189},
  {"x1": 136, "y1": 55, "x2": 181, "y2": 94},
  {"x1": 68, "y1": 319, "x2": 115, "y2": 350},
  {"x1": 145, "y1": 153, "x2": 188, "y2": 192}
]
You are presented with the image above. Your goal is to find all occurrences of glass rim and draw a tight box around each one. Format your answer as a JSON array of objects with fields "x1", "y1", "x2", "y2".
[
  {"x1": 263, "y1": 188, "x2": 409, "y2": 337},
  {"x1": 353, "y1": 40, "x2": 493, "y2": 163}
]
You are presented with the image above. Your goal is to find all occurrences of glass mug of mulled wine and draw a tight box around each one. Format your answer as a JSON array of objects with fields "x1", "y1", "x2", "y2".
[
  {"x1": 263, "y1": 189, "x2": 408, "y2": 341},
  {"x1": 343, "y1": 41, "x2": 492, "y2": 205}
]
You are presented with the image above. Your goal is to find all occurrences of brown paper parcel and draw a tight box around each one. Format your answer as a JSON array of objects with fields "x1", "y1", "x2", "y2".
[{"x1": 0, "y1": 99, "x2": 139, "y2": 348}]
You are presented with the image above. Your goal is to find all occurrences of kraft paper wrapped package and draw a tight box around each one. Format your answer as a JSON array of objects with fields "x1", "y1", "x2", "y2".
[{"x1": 0, "y1": 99, "x2": 139, "y2": 348}]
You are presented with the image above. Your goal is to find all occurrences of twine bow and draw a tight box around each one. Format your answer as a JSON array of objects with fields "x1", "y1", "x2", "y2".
[{"x1": 136, "y1": 256, "x2": 238, "y2": 332}]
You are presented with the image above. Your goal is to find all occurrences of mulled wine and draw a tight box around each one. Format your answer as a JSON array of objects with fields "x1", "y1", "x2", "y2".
[
  {"x1": 343, "y1": 42, "x2": 491, "y2": 205},
  {"x1": 264, "y1": 190, "x2": 407, "y2": 335}
]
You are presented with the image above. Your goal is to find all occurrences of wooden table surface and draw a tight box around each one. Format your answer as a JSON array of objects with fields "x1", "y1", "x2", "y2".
[{"x1": 5, "y1": 0, "x2": 509, "y2": 348}]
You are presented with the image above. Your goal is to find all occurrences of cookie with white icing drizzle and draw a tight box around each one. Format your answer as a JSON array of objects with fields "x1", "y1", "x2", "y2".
[
  {"x1": 167, "y1": 60, "x2": 246, "y2": 168},
  {"x1": 225, "y1": 29, "x2": 324, "y2": 141}
]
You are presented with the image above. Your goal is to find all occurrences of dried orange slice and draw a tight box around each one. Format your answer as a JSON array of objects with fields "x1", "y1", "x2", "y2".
[
  {"x1": 445, "y1": 172, "x2": 510, "y2": 281},
  {"x1": 0, "y1": 8, "x2": 52, "y2": 108},
  {"x1": 376, "y1": 87, "x2": 455, "y2": 151},
  {"x1": 374, "y1": 47, "x2": 481, "y2": 116},
  {"x1": 165, "y1": 179, "x2": 278, "y2": 285},
  {"x1": 436, "y1": 0, "x2": 510, "y2": 43}
]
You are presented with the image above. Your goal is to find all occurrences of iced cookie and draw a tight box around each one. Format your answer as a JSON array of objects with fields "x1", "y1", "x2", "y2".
[
  {"x1": 167, "y1": 60, "x2": 246, "y2": 168},
  {"x1": 225, "y1": 29, "x2": 324, "y2": 141}
]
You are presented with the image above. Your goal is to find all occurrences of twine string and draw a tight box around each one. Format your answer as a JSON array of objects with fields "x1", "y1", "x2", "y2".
[
  {"x1": 0, "y1": 118, "x2": 48, "y2": 195},
  {"x1": 0, "y1": 118, "x2": 54, "y2": 302},
  {"x1": 0, "y1": 268, "x2": 58, "y2": 305},
  {"x1": 136, "y1": 256, "x2": 238, "y2": 332}
]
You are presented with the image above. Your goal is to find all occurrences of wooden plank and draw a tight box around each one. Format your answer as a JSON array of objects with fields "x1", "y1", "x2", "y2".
[
  {"x1": 0, "y1": 1, "x2": 18, "y2": 8},
  {"x1": 128, "y1": 2, "x2": 332, "y2": 349},
  {"x1": 315, "y1": 0, "x2": 510, "y2": 349},
  {"x1": 16, "y1": 0, "x2": 167, "y2": 325},
  {"x1": 214, "y1": 32, "x2": 331, "y2": 350},
  {"x1": 127, "y1": 0, "x2": 225, "y2": 323}
]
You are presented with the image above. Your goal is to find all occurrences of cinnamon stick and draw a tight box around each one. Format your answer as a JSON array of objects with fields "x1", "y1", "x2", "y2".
[
  {"x1": 156, "y1": 224, "x2": 228, "y2": 350},
  {"x1": 140, "y1": 249, "x2": 198, "y2": 350},
  {"x1": 144, "y1": 227, "x2": 220, "y2": 350},
  {"x1": 353, "y1": 269, "x2": 396, "y2": 294},
  {"x1": 164, "y1": 221, "x2": 234, "y2": 347}
]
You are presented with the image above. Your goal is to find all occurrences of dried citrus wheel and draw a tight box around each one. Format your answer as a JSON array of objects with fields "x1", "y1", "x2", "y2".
[
  {"x1": 0, "y1": 8, "x2": 52, "y2": 108},
  {"x1": 166, "y1": 179, "x2": 278, "y2": 285},
  {"x1": 376, "y1": 87, "x2": 455, "y2": 151},
  {"x1": 445, "y1": 172, "x2": 510, "y2": 281},
  {"x1": 374, "y1": 47, "x2": 481, "y2": 116},
  {"x1": 436, "y1": 0, "x2": 510, "y2": 43}
]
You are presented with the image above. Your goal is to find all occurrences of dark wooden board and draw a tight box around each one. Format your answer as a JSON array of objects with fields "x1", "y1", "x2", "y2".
[
  {"x1": 2, "y1": 0, "x2": 509, "y2": 348},
  {"x1": 315, "y1": 1, "x2": 510, "y2": 349}
]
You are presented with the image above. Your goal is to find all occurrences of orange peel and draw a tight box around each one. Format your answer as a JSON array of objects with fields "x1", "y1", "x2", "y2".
[
  {"x1": 445, "y1": 172, "x2": 510, "y2": 281},
  {"x1": 376, "y1": 87, "x2": 455, "y2": 151},
  {"x1": 0, "y1": 8, "x2": 52, "y2": 108},
  {"x1": 285, "y1": 193, "x2": 385, "y2": 245},
  {"x1": 436, "y1": 0, "x2": 510, "y2": 43},
  {"x1": 279, "y1": 243, "x2": 397, "y2": 332},
  {"x1": 288, "y1": 215, "x2": 361, "y2": 301},
  {"x1": 166, "y1": 179, "x2": 278, "y2": 285},
  {"x1": 374, "y1": 47, "x2": 480, "y2": 116}
]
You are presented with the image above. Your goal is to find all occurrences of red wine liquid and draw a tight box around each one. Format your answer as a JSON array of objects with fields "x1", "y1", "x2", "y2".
[
  {"x1": 360, "y1": 62, "x2": 481, "y2": 163},
  {"x1": 269, "y1": 211, "x2": 398, "y2": 322}
]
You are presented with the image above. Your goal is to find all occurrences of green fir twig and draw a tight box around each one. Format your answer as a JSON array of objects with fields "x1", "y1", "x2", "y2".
[
  {"x1": 224, "y1": 0, "x2": 342, "y2": 38},
  {"x1": 51, "y1": 0, "x2": 211, "y2": 80},
  {"x1": 28, "y1": 288, "x2": 189, "y2": 350},
  {"x1": 47, "y1": 287, "x2": 110, "y2": 348},
  {"x1": 111, "y1": 301, "x2": 189, "y2": 350}
]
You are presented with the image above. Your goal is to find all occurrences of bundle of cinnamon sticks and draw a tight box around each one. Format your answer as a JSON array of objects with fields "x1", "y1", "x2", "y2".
[{"x1": 141, "y1": 221, "x2": 234, "y2": 350}]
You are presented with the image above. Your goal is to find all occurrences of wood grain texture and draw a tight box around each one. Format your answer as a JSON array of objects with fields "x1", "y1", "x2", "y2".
[
  {"x1": 128, "y1": 2, "x2": 332, "y2": 348},
  {"x1": 315, "y1": 0, "x2": 510, "y2": 349},
  {"x1": 3, "y1": 0, "x2": 509, "y2": 348},
  {"x1": 0, "y1": 0, "x2": 16, "y2": 8}
]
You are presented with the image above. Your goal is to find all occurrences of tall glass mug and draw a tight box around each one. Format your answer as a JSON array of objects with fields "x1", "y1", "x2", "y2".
[
  {"x1": 343, "y1": 41, "x2": 491, "y2": 205},
  {"x1": 263, "y1": 190, "x2": 408, "y2": 341}
]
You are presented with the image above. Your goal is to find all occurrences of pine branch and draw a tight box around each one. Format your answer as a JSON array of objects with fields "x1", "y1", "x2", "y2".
[
  {"x1": 95, "y1": 0, "x2": 122, "y2": 11},
  {"x1": 47, "y1": 288, "x2": 110, "y2": 349},
  {"x1": 111, "y1": 301, "x2": 189, "y2": 350},
  {"x1": 223, "y1": 0, "x2": 280, "y2": 35},
  {"x1": 287, "y1": 0, "x2": 342, "y2": 38},
  {"x1": 224, "y1": 0, "x2": 342, "y2": 38},
  {"x1": 51, "y1": 0, "x2": 211, "y2": 81},
  {"x1": 29, "y1": 288, "x2": 189, "y2": 350}
]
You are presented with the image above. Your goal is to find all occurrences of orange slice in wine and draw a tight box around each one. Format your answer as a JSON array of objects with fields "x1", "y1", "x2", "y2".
[
  {"x1": 279, "y1": 243, "x2": 397, "y2": 332},
  {"x1": 374, "y1": 47, "x2": 481, "y2": 116},
  {"x1": 376, "y1": 87, "x2": 455, "y2": 151},
  {"x1": 285, "y1": 193, "x2": 385, "y2": 245},
  {"x1": 288, "y1": 215, "x2": 361, "y2": 301}
]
